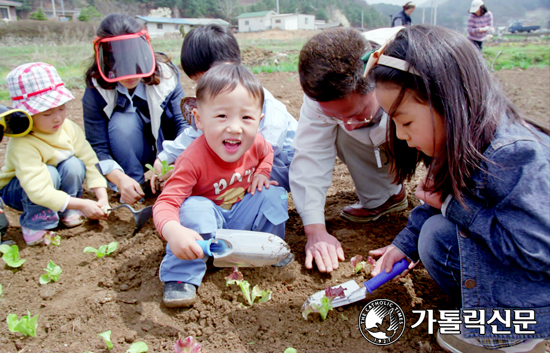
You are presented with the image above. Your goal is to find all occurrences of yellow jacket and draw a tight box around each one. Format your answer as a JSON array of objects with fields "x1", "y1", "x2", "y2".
[{"x1": 0, "y1": 119, "x2": 107, "y2": 211}]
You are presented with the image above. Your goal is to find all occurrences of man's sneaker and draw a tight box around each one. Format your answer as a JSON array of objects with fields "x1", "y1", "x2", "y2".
[
  {"x1": 61, "y1": 210, "x2": 85, "y2": 228},
  {"x1": 22, "y1": 227, "x2": 54, "y2": 246},
  {"x1": 437, "y1": 331, "x2": 547, "y2": 353},
  {"x1": 163, "y1": 281, "x2": 197, "y2": 308},
  {"x1": 340, "y1": 186, "x2": 408, "y2": 223},
  {"x1": 272, "y1": 252, "x2": 294, "y2": 268}
]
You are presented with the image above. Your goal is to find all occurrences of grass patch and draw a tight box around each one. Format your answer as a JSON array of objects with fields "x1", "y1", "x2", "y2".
[{"x1": 484, "y1": 43, "x2": 550, "y2": 70}]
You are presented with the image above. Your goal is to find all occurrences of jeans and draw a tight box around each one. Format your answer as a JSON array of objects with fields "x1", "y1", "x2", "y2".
[
  {"x1": 159, "y1": 186, "x2": 289, "y2": 286},
  {"x1": 0, "y1": 156, "x2": 85, "y2": 230},
  {"x1": 108, "y1": 110, "x2": 155, "y2": 184},
  {"x1": 417, "y1": 214, "x2": 462, "y2": 308}
]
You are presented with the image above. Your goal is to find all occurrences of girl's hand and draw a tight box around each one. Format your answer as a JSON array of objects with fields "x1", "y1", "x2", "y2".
[
  {"x1": 415, "y1": 178, "x2": 443, "y2": 209},
  {"x1": 369, "y1": 245, "x2": 417, "y2": 279},
  {"x1": 78, "y1": 200, "x2": 109, "y2": 220},
  {"x1": 119, "y1": 174, "x2": 145, "y2": 204},
  {"x1": 162, "y1": 221, "x2": 204, "y2": 260},
  {"x1": 248, "y1": 174, "x2": 278, "y2": 195}
]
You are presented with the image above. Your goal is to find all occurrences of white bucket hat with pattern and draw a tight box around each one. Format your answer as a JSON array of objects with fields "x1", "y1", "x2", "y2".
[
  {"x1": 6, "y1": 62, "x2": 74, "y2": 115},
  {"x1": 469, "y1": 0, "x2": 484, "y2": 13}
]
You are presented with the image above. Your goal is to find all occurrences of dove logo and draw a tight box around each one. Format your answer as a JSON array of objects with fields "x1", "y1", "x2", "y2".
[{"x1": 358, "y1": 299, "x2": 406, "y2": 346}]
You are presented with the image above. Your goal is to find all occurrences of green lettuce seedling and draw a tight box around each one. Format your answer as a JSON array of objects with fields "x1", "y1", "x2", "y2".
[
  {"x1": 225, "y1": 267, "x2": 271, "y2": 306},
  {"x1": 145, "y1": 161, "x2": 173, "y2": 177},
  {"x1": 127, "y1": 341, "x2": 148, "y2": 353},
  {"x1": 351, "y1": 255, "x2": 376, "y2": 275},
  {"x1": 284, "y1": 348, "x2": 297, "y2": 353},
  {"x1": 39, "y1": 260, "x2": 62, "y2": 284},
  {"x1": 302, "y1": 286, "x2": 346, "y2": 321},
  {"x1": 0, "y1": 244, "x2": 26, "y2": 268},
  {"x1": 98, "y1": 330, "x2": 113, "y2": 350},
  {"x1": 7, "y1": 310, "x2": 38, "y2": 337},
  {"x1": 84, "y1": 242, "x2": 118, "y2": 258},
  {"x1": 44, "y1": 232, "x2": 61, "y2": 246}
]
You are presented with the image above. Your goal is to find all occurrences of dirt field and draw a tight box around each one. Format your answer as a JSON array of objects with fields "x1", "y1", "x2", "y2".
[{"x1": 0, "y1": 61, "x2": 548, "y2": 352}]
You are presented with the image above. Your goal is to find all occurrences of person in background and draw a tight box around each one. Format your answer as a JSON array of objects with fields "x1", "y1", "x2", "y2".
[
  {"x1": 150, "y1": 24, "x2": 297, "y2": 193},
  {"x1": 367, "y1": 25, "x2": 549, "y2": 353},
  {"x1": 0, "y1": 63, "x2": 109, "y2": 246},
  {"x1": 153, "y1": 63, "x2": 289, "y2": 307},
  {"x1": 290, "y1": 27, "x2": 407, "y2": 273},
  {"x1": 83, "y1": 13, "x2": 188, "y2": 205},
  {"x1": 467, "y1": 0, "x2": 493, "y2": 51},
  {"x1": 392, "y1": 1, "x2": 416, "y2": 27}
]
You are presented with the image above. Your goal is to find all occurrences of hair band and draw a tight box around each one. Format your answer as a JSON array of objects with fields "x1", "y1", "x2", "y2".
[{"x1": 362, "y1": 33, "x2": 420, "y2": 77}]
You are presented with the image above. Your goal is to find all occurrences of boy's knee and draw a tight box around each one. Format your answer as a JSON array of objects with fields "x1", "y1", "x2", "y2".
[
  {"x1": 179, "y1": 196, "x2": 220, "y2": 233},
  {"x1": 60, "y1": 157, "x2": 86, "y2": 175}
]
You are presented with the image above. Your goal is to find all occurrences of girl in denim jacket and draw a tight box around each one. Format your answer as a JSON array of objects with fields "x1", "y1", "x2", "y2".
[{"x1": 365, "y1": 25, "x2": 549, "y2": 353}]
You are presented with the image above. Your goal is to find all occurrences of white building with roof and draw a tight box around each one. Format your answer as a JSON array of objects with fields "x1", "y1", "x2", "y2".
[
  {"x1": 237, "y1": 10, "x2": 276, "y2": 32},
  {"x1": 271, "y1": 13, "x2": 315, "y2": 30},
  {"x1": 135, "y1": 16, "x2": 230, "y2": 37},
  {"x1": 0, "y1": 0, "x2": 21, "y2": 21}
]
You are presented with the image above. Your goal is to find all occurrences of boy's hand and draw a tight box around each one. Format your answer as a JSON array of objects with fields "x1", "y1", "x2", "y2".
[
  {"x1": 150, "y1": 159, "x2": 174, "y2": 194},
  {"x1": 248, "y1": 174, "x2": 278, "y2": 195},
  {"x1": 162, "y1": 221, "x2": 205, "y2": 260}
]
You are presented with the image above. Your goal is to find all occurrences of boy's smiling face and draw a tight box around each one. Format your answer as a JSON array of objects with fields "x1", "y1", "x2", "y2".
[
  {"x1": 32, "y1": 104, "x2": 67, "y2": 134},
  {"x1": 194, "y1": 84, "x2": 263, "y2": 163}
]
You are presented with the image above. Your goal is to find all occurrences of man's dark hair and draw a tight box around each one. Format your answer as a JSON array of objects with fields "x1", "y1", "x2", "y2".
[
  {"x1": 181, "y1": 24, "x2": 241, "y2": 79},
  {"x1": 298, "y1": 28, "x2": 374, "y2": 102}
]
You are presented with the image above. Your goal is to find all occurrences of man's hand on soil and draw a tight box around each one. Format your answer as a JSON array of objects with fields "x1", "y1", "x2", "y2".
[{"x1": 304, "y1": 224, "x2": 345, "y2": 273}]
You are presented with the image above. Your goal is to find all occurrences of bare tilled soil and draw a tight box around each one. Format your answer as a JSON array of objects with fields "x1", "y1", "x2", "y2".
[{"x1": 0, "y1": 62, "x2": 548, "y2": 352}]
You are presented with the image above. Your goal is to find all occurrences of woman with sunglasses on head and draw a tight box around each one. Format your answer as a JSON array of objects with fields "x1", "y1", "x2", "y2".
[{"x1": 83, "y1": 13, "x2": 188, "y2": 205}]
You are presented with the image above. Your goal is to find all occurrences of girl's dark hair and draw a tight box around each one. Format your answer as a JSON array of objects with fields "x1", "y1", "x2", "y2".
[
  {"x1": 180, "y1": 24, "x2": 241, "y2": 79},
  {"x1": 85, "y1": 13, "x2": 173, "y2": 90},
  {"x1": 478, "y1": 5, "x2": 488, "y2": 16},
  {"x1": 196, "y1": 63, "x2": 264, "y2": 108},
  {"x1": 371, "y1": 25, "x2": 528, "y2": 204}
]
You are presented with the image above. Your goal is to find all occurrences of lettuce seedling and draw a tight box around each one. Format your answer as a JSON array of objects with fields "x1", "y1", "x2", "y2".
[
  {"x1": 98, "y1": 330, "x2": 113, "y2": 350},
  {"x1": 127, "y1": 341, "x2": 148, "y2": 353},
  {"x1": 225, "y1": 267, "x2": 271, "y2": 306},
  {"x1": 0, "y1": 283, "x2": 3, "y2": 295},
  {"x1": 7, "y1": 310, "x2": 38, "y2": 337},
  {"x1": 43, "y1": 232, "x2": 61, "y2": 246},
  {"x1": 84, "y1": 242, "x2": 118, "y2": 258},
  {"x1": 0, "y1": 244, "x2": 26, "y2": 268},
  {"x1": 284, "y1": 348, "x2": 297, "y2": 353},
  {"x1": 39, "y1": 260, "x2": 62, "y2": 284},
  {"x1": 145, "y1": 161, "x2": 174, "y2": 177},
  {"x1": 302, "y1": 286, "x2": 346, "y2": 321},
  {"x1": 351, "y1": 255, "x2": 376, "y2": 275},
  {"x1": 174, "y1": 336, "x2": 201, "y2": 353}
]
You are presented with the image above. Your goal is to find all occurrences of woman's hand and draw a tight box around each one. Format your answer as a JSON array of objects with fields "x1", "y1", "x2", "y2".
[
  {"x1": 247, "y1": 174, "x2": 278, "y2": 195},
  {"x1": 415, "y1": 178, "x2": 443, "y2": 209},
  {"x1": 118, "y1": 174, "x2": 145, "y2": 205},
  {"x1": 369, "y1": 244, "x2": 417, "y2": 279}
]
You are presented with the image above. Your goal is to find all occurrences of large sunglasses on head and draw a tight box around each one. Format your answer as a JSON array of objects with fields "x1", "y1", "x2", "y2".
[
  {"x1": 0, "y1": 104, "x2": 33, "y2": 140},
  {"x1": 94, "y1": 29, "x2": 156, "y2": 83}
]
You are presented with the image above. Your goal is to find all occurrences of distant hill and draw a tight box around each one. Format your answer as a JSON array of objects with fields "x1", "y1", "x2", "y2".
[{"x1": 373, "y1": 0, "x2": 550, "y2": 31}]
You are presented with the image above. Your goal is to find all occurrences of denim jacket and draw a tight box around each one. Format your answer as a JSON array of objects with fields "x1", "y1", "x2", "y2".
[{"x1": 393, "y1": 117, "x2": 550, "y2": 339}]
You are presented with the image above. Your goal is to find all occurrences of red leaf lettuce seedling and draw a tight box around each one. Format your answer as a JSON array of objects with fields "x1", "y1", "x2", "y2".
[
  {"x1": 302, "y1": 286, "x2": 346, "y2": 321},
  {"x1": 174, "y1": 336, "x2": 201, "y2": 353},
  {"x1": 7, "y1": 310, "x2": 38, "y2": 337},
  {"x1": 0, "y1": 244, "x2": 26, "y2": 268},
  {"x1": 39, "y1": 260, "x2": 62, "y2": 284},
  {"x1": 225, "y1": 267, "x2": 272, "y2": 306},
  {"x1": 84, "y1": 241, "x2": 118, "y2": 258},
  {"x1": 351, "y1": 255, "x2": 376, "y2": 275}
]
